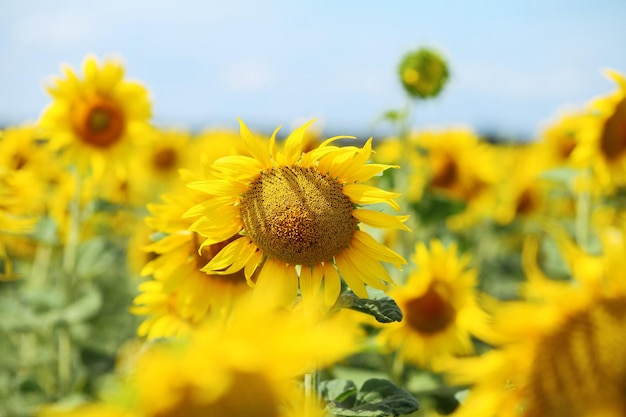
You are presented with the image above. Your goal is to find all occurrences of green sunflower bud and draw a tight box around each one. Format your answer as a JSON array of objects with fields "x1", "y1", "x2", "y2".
[{"x1": 398, "y1": 47, "x2": 449, "y2": 99}]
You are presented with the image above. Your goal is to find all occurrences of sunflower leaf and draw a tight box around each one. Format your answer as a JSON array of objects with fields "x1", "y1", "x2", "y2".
[
  {"x1": 334, "y1": 291, "x2": 403, "y2": 323},
  {"x1": 325, "y1": 378, "x2": 419, "y2": 417}
]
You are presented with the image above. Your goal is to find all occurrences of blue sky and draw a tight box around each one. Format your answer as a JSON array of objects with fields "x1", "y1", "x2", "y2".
[{"x1": 1, "y1": 0, "x2": 625, "y2": 139}]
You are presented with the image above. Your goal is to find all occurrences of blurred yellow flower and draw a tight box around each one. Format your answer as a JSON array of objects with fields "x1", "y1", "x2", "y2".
[
  {"x1": 186, "y1": 120, "x2": 408, "y2": 306},
  {"x1": 572, "y1": 69, "x2": 626, "y2": 192},
  {"x1": 39, "y1": 55, "x2": 152, "y2": 178},
  {"x1": 441, "y1": 228, "x2": 626, "y2": 417},
  {"x1": 132, "y1": 171, "x2": 250, "y2": 339},
  {"x1": 538, "y1": 110, "x2": 588, "y2": 168},
  {"x1": 491, "y1": 144, "x2": 565, "y2": 226},
  {"x1": 45, "y1": 293, "x2": 360, "y2": 417},
  {"x1": 377, "y1": 240, "x2": 490, "y2": 369},
  {"x1": 413, "y1": 128, "x2": 499, "y2": 202}
]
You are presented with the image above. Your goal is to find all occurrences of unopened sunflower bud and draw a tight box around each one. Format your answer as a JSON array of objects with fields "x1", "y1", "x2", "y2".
[{"x1": 398, "y1": 47, "x2": 449, "y2": 99}]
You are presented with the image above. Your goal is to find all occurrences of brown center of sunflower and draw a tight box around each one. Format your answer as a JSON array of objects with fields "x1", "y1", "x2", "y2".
[
  {"x1": 599, "y1": 98, "x2": 626, "y2": 161},
  {"x1": 527, "y1": 298, "x2": 626, "y2": 416},
  {"x1": 71, "y1": 95, "x2": 125, "y2": 148},
  {"x1": 431, "y1": 154, "x2": 458, "y2": 189},
  {"x1": 558, "y1": 135, "x2": 577, "y2": 160},
  {"x1": 516, "y1": 188, "x2": 538, "y2": 216},
  {"x1": 11, "y1": 153, "x2": 28, "y2": 170},
  {"x1": 404, "y1": 283, "x2": 456, "y2": 335},
  {"x1": 153, "y1": 147, "x2": 178, "y2": 172},
  {"x1": 239, "y1": 165, "x2": 357, "y2": 265}
]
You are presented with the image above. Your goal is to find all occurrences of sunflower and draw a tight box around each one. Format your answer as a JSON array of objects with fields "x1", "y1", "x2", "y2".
[
  {"x1": 39, "y1": 54, "x2": 152, "y2": 178},
  {"x1": 491, "y1": 143, "x2": 569, "y2": 226},
  {"x1": 131, "y1": 170, "x2": 250, "y2": 339},
  {"x1": 571, "y1": 69, "x2": 626, "y2": 192},
  {"x1": 538, "y1": 109, "x2": 588, "y2": 168},
  {"x1": 0, "y1": 126, "x2": 51, "y2": 278},
  {"x1": 44, "y1": 293, "x2": 360, "y2": 417},
  {"x1": 185, "y1": 120, "x2": 409, "y2": 306},
  {"x1": 119, "y1": 128, "x2": 194, "y2": 205},
  {"x1": 376, "y1": 239, "x2": 490, "y2": 369},
  {"x1": 407, "y1": 127, "x2": 501, "y2": 230},
  {"x1": 440, "y1": 227, "x2": 626, "y2": 417}
]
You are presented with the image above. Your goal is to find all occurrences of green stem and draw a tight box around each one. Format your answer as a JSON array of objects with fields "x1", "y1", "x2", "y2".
[
  {"x1": 575, "y1": 170, "x2": 591, "y2": 251},
  {"x1": 57, "y1": 170, "x2": 83, "y2": 397},
  {"x1": 57, "y1": 326, "x2": 71, "y2": 396},
  {"x1": 390, "y1": 350, "x2": 406, "y2": 387},
  {"x1": 304, "y1": 369, "x2": 319, "y2": 416}
]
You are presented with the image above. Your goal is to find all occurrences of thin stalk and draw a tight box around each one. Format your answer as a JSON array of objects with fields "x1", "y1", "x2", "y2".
[
  {"x1": 575, "y1": 169, "x2": 591, "y2": 251},
  {"x1": 57, "y1": 170, "x2": 82, "y2": 397},
  {"x1": 304, "y1": 369, "x2": 319, "y2": 416}
]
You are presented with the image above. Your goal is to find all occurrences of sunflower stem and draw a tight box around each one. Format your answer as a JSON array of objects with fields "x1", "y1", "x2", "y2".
[
  {"x1": 391, "y1": 350, "x2": 406, "y2": 387},
  {"x1": 304, "y1": 369, "x2": 319, "y2": 416},
  {"x1": 575, "y1": 169, "x2": 591, "y2": 251},
  {"x1": 57, "y1": 169, "x2": 82, "y2": 397}
]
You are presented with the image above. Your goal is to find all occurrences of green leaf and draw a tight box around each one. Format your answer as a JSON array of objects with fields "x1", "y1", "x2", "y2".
[
  {"x1": 379, "y1": 110, "x2": 407, "y2": 123},
  {"x1": 333, "y1": 291, "x2": 403, "y2": 323},
  {"x1": 320, "y1": 379, "x2": 358, "y2": 408},
  {"x1": 325, "y1": 378, "x2": 419, "y2": 417}
]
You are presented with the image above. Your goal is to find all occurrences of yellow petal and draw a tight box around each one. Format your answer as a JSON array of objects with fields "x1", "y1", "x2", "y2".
[
  {"x1": 352, "y1": 230, "x2": 407, "y2": 268},
  {"x1": 244, "y1": 250, "x2": 263, "y2": 285},
  {"x1": 212, "y1": 155, "x2": 263, "y2": 179},
  {"x1": 352, "y1": 209, "x2": 411, "y2": 231},
  {"x1": 200, "y1": 237, "x2": 244, "y2": 272},
  {"x1": 238, "y1": 118, "x2": 272, "y2": 169},
  {"x1": 334, "y1": 254, "x2": 368, "y2": 298},
  {"x1": 283, "y1": 119, "x2": 315, "y2": 165},
  {"x1": 187, "y1": 179, "x2": 247, "y2": 196},
  {"x1": 343, "y1": 163, "x2": 396, "y2": 183},
  {"x1": 322, "y1": 262, "x2": 341, "y2": 306},
  {"x1": 253, "y1": 259, "x2": 299, "y2": 306},
  {"x1": 342, "y1": 183, "x2": 401, "y2": 211},
  {"x1": 300, "y1": 264, "x2": 323, "y2": 301}
]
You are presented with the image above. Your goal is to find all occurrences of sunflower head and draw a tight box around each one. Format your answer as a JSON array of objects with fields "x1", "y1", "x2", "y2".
[
  {"x1": 377, "y1": 240, "x2": 489, "y2": 368},
  {"x1": 398, "y1": 47, "x2": 449, "y2": 99},
  {"x1": 571, "y1": 69, "x2": 626, "y2": 192},
  {"x1": 39, "y1": 55, "x2": 152, "y2": 176},
  {"x1": 188, "y1": 120, "x2": 409, "y2": 306}
]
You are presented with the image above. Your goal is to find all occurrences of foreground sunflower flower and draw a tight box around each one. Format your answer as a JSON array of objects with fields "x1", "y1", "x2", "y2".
[
  {"x1": 440, "y1": 228, "x2": 626, "y2": 417},
  {"x1": 186, "y1": 120, "x2": 409, "y2": 306},
  {"x1": 39, "y1": 55, "x2": 152, "y2": 178},
  {"x1": 40, "y1": 293, "x2": 361, "y2": 417}
]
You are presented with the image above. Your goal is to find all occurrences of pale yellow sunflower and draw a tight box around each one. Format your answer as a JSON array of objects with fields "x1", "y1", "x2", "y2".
[
  {"x1": 571, "y1": 69, "x2": 626, "y2": 192},
  {"x1": 491, "y1": 143, "x2": 573, "y2": 226},
  {"x1": 0, "y1": 126, "x2": 51, "y2": 278},
  {"x1": 186, "y1": 120, "x2": 409, "y2": 306},
  {"x1": 440, "y1": 227, "x2": 626, "y2": 417},
  {"x1": 376, "y1": 239, "x2": 490, "y2": 369},
  {"x1": 39, "y1": 55, "x2": 152, "y2": 178},
  {"x1": 44, "y1": 293, "x2": 360, "y2": 417},
  {"x1": 115, "y1": 128, "x2": 194, "y2": 206}
]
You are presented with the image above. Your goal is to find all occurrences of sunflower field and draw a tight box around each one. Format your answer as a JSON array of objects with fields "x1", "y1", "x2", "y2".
[{"x1": 1, "y1": 46, "x2": 626, "y2": 417}]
